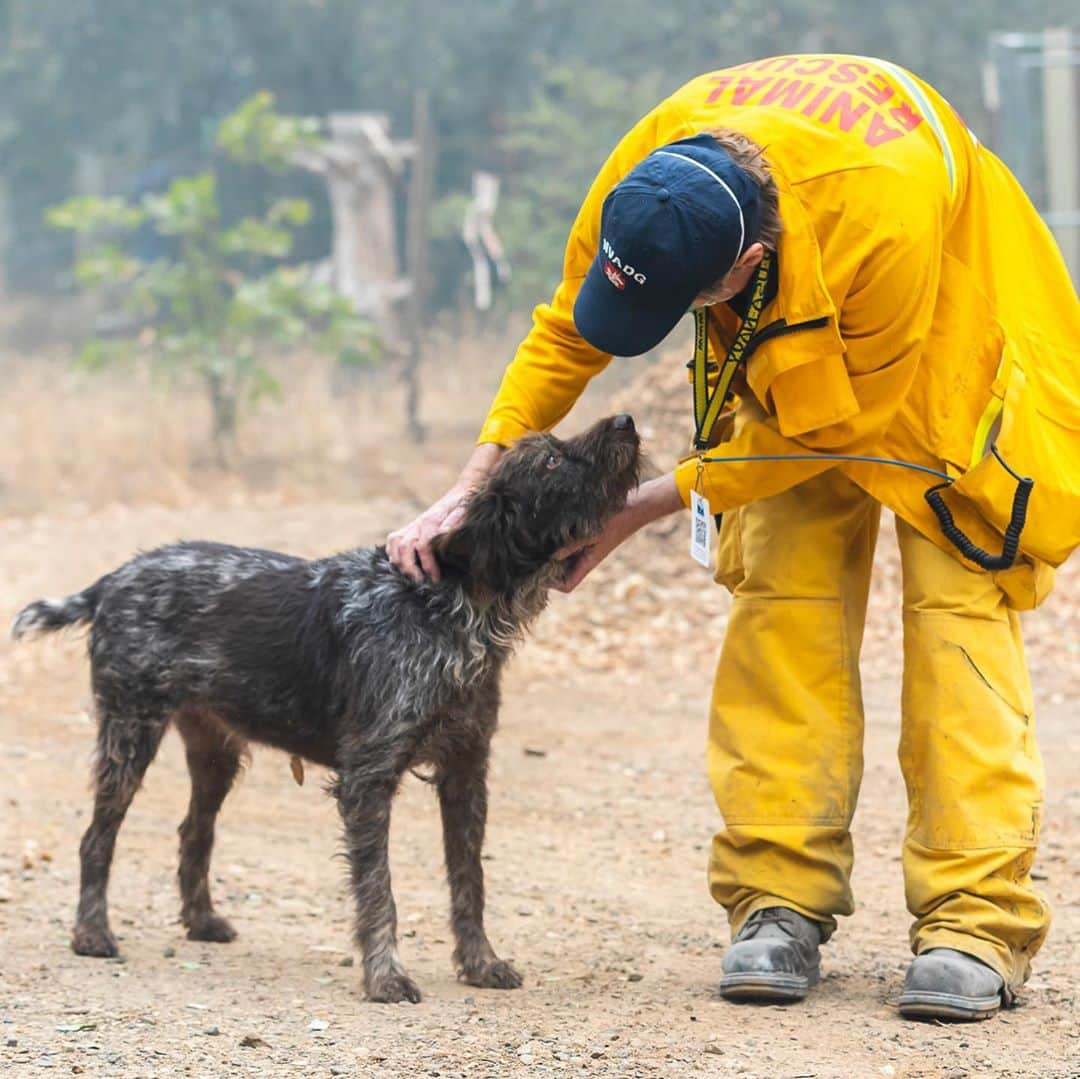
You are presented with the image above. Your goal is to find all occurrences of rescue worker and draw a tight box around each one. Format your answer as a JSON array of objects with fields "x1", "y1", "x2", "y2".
[{"x1": 388, "y1": 54, "x2": 1080, "y2": 1020}]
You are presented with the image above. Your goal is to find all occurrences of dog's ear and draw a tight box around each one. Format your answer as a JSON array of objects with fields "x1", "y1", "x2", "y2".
[{"x1": 434, "y1": 486, "x2": 542, "y2": 596}]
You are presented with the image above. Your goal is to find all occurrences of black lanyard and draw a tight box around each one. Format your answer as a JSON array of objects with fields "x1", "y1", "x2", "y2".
[{"x1": 691, "y1": 251, "x2": 772, "y2": 450}]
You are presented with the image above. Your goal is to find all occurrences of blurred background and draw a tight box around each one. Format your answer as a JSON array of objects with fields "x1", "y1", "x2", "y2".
[{"x1": 0, "y1": 1, "x2": 1077, "y2": 514}]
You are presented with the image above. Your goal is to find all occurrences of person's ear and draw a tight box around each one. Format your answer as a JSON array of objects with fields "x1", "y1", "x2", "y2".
[{"x1": 737, "y1": 242, "x2": 765, "y2": 272}]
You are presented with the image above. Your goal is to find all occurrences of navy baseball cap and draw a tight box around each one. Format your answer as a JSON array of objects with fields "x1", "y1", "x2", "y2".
[{"x1": 573, "y1": 133, "x2": 762, "y2": 357}]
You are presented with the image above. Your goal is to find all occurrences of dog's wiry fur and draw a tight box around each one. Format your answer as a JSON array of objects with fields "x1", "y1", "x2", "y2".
[{"x1": 12, "y1": 415, "x2": 641, "y2": 1003}]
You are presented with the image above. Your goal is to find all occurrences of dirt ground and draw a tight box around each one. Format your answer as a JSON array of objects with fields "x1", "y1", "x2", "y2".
[{"x1": 1, "y1": 349, "x2": 1078, "y2": 1078}]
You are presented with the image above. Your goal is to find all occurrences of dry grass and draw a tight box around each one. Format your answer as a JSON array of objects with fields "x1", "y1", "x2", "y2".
[
  {"x1": 0, "y1": 327, "x2": 660, "y2": 517},
  {"x1": 0, "y1": 334, "x2": 510, "y2": 515}
]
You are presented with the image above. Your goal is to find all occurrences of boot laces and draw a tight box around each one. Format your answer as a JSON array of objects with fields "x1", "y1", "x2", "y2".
[{"x1": 742, "y1": 907, "x2": 803, "y2": 940}]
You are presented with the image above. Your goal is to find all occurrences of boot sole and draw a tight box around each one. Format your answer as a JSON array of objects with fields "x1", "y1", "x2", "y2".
[
  {"x1": 899, "y1": 990, "x2": 1001, "y2": 1022},
  {"x1": 720, "y1": 966, "x2": 819, "y2": 1003}
]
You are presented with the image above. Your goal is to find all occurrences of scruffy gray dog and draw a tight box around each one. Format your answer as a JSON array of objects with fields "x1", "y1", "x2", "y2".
[{"x1": 12, "y1": 414, "x2": 641, "y2": 1003}]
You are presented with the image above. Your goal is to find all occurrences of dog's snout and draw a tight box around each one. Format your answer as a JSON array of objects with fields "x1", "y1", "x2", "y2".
[{"x1": 613, "y1": 414, "x2": 635, "y2": 432}]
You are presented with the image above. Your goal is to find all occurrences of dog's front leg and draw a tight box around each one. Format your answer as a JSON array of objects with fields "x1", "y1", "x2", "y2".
[
  {"x1": 437, "y1": 737, "x2": 522, "y2": 990},
  {"x1": 336, "y1": 755, "x2": 420, "y2": 1004}
]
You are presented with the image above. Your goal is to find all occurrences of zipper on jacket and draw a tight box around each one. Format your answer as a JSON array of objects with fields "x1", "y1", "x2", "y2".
[
  {"x1": 741, "y1": 315, "x2": 830, "y2": 365},
  {"x1": 685, "y1": 315, "x2": 830, "y2": 374}
]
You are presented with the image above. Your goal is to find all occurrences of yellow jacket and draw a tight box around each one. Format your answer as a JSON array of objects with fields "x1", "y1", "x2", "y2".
[{"x1": 478, "y1": 55, "x2": 1080, "y2": 599}]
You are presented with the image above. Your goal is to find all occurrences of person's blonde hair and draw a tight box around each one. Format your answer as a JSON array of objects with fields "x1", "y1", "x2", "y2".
[{"x1": 706, "y1": 128, "x2": 781, "y2": 252}]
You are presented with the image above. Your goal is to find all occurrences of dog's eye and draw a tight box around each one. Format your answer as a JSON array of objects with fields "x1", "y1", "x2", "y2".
[{"x1": 545, "y1": 453, "x2": 561, "y2": 470}]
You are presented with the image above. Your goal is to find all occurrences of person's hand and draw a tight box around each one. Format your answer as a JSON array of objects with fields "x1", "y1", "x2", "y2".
[
  {"x1": 386, "y1": 442, "x2": 506, "y2": 582},
  {"x1": 386, "y1": 485, "x2": 471, "y2": 582},
  {"x1": 554, "y1": 504, "x2": 639, "y2": 593},
  {"x1": 555, "y1": 473, "x2": 684, "y2": 593}
]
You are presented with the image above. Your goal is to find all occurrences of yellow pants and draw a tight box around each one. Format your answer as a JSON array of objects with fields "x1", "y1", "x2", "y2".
[{"x1": 708, "y1": 468, "x2": 1050, "y2": 995}]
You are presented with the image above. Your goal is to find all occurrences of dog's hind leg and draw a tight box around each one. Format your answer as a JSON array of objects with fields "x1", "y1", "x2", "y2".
[
  {"x1": 437, "y1": 733, "x2": 522, "y2": 990},
  {"x1": 335, "y1": 737, "x2": 422, "y2": 1004},
  {"x1": 72, "y1": 699, "x2": 169, "y2": 958},
  {"x1": 174, "y1": 710, "x2": 245, "y2": 943}
]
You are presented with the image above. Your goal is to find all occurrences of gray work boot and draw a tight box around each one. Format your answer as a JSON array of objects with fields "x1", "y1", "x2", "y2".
[
  {"x1": 719, "y1": 906, "x2": 823, "y2": 1003},
  {"x1": 899, "y1": 948, "x2": 1005, "y2": 1021}
]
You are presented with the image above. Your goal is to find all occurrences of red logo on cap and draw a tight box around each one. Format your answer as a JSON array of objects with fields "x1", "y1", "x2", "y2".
[{"x1": 604, "y1": 261, "x2": 626, "y2": 290}]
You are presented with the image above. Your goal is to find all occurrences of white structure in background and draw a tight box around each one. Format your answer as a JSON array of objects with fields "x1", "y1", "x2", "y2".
[
  {"x1": 462, "y1": 171, "x2": 510, "y2": 310},
  {"x1": 1042, "y1": 28, "x2": 1079, "y2": 279},
  {"x1": 294, "y1": 112, "x2": 414, "y2": 341},
  {"x1": 986, "y1": 28, "x2": 1080, "y2": 282}
]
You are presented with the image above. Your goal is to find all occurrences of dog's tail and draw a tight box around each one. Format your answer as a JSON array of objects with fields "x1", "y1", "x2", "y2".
[{"x1": 11, "y1": 583, "x2": 100, "y2": 640}]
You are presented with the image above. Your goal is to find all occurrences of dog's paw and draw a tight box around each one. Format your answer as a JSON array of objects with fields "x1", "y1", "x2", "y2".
[
  {"x1": 366, "y1": 972, "x2": 423, "y2": 1004},
  {"x1": 464, "y1": 958, "x2": 523, "y2": 990},
  {"x1": 186, "y1": 915, "x2": 238, "y2": 943},
  {"x1": 72, "y1": 924, "x2": 119, "y2": 958}
]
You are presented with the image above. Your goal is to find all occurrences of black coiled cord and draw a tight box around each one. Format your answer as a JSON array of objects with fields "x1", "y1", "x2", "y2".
[{"x1": 924, "y1": 447, "x2": 1034, "y2": 570}]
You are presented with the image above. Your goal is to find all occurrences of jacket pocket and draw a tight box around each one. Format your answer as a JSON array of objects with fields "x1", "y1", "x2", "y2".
[
  {"x1": 714, "y1": 509, "x2": 744, "y2": 593},
  {"x1": 709, "y1": 402, "x2": 748, "y2": 591},
  {"x1": 950, "y1": 342, "x2": 1080, "y2": 567}
]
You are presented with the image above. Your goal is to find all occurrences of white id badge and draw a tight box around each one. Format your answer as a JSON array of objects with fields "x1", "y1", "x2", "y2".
[{"x1": 689, "y1": 489, "x2": 712, "y2": 568}]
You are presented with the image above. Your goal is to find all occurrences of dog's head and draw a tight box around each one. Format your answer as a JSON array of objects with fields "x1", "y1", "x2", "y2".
[{"x1": 435, "y1": 414, "x2": 642, "y2": 597}]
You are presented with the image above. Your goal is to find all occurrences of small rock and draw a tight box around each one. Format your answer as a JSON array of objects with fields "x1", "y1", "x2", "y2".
[
  {"x1": 338, "y1": 956, "x2": 354, "y2": 967},
  {"x1": 703, "y1": 1043, "x2": 724, "y2": 1055},
  {"x1": 463, "y1": 996, "x2": 475, "y2": 1004},
  {"x1": 204, "y1": 1027, "x2": 220, "y2": 1037},
  {"x1": 163, "y1": 947, "x2": 176, "y2": 958},
  {"x1": 309, "y1": 1019, "x2": 329, "y2": 1031},
  {"x1": 523, "y1": 747, "x2": 547, "y2": 757},
  {"x1": 239, "y1": 1035, "x2": 269, "y2": 1049},
  {"x1": 6, "y1": 1039, "x2": 17, "y2": 1047},
  {"x1": 627, "y1": 973, "x2": 643, "y2": 982}
]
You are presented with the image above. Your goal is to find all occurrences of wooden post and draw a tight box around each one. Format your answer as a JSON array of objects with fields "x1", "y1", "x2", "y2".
[
  {"x1": 292, "y1": 113, "x2": 410, "y2": 342},
  {"x1": 403, "y1": 89, "x2": 435, "y2": 442},
  {"x1": 1042, "y1": 28, "x2": 1079, "y2": 280},
  {"x1": 463, "y1": 171, "x2": 510, "y2": 312}
]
